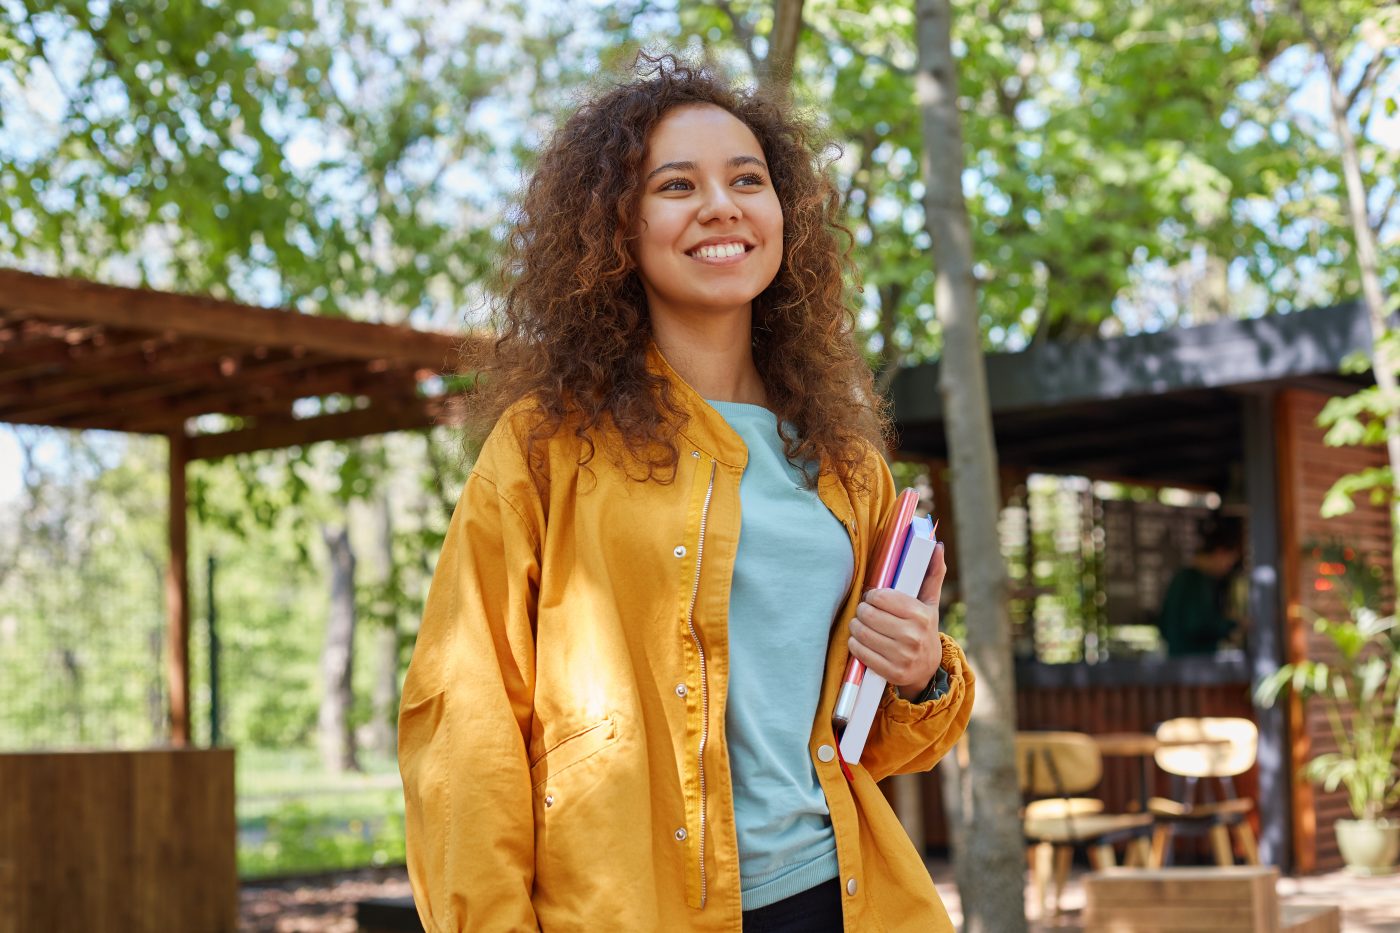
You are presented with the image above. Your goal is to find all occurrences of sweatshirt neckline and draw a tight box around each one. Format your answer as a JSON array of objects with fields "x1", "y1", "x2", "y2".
[{"x1": 706, "y1": 399, "x2": 777, "y2": 419}]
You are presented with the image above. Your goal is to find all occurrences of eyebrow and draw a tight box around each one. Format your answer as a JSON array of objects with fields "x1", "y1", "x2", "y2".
[{"x1": 645, "y1": 155, "x2": 768, "y2": 181}]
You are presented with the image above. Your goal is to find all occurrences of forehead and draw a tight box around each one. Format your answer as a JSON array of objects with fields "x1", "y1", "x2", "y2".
[{"x1": 642, "y1": 104, "x2": 766, "y2": 168}]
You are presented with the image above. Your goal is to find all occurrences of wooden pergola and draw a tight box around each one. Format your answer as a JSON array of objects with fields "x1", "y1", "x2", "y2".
[{"x1": 0, "y1": 268, "x2": 478, "y2": 744}]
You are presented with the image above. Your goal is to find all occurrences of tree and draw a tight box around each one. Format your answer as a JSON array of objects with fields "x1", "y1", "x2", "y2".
[
  {"x1": 320, "y1": 522, "x2": 360, "y2": 772},
  {"x1": 0, "y1": 0, "x2": 612, "y2": 763},
  {"x1": 915, "y1": 1, "x2": 1026, "y2": 931},
  {"x1": 1286, "y1": 3, "x2": 1400, "y2": 581},
  {"x1": 714, "y1": 0, "x2": 807, "y2": 95}
]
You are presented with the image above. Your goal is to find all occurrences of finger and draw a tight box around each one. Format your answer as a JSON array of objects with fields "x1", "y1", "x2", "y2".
[
  {"x1": 917, "y1": 541, "x2": 947, "y2": 605},
  {"x1": 850, "y1": 609, "x2": 911, "y2": 659},
  {"x1": 847, "y1": 631, "x2": 902, "y2": 684},
  {"x1": 862, "y1": 588, "x2": 931, "y2": 626},
  {"x1": 851, "y1": 596, "x2": 918, "y2": 638}
]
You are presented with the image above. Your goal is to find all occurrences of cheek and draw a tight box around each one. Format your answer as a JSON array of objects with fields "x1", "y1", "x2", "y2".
[
  {"x1": 761, "y1": 202, "x2": 784, "y2": 278},
  {"x1": 635, "y1": 208, "x2": 683, "y2": 264},
  {"x1": 630, "y1": 219, "x2": 665, "y2": 282},
  {"x1": 761, "y1": 198, "x2": 783, "y2": 256}
]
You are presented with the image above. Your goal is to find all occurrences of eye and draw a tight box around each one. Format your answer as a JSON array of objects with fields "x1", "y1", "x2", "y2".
[
  {"x1": 734, "y1": 173, "x2": 765, "y2": 186},
  {"x1": 658, "y1": 177, "x2": 693, "y2": 192}
]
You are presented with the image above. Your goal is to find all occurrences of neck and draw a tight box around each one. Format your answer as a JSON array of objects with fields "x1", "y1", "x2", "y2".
[{"x1": 650, "y1": 305, "x2": 768, "y2": 406}]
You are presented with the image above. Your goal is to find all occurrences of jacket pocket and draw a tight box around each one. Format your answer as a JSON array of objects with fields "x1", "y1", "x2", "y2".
[{"x1": 529, "y1": 715, "x2": 618, "y2": 789}]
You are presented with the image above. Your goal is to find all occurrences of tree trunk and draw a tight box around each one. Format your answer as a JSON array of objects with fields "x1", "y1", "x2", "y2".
[
  {"x1": 760, "y1": 0, "x2": 806, "y2": 97},
  {"x1": 874, "y1": 281, "x2": 907, "y2": 396},
  {"x1": 914, "y1": 1, "x2": 1026, "y2": 930},
  {"x1": 366, "y1": 493, "x2": 400, "y2": 759},
  {"x1": 1320, "y1": 48, "x2": 1400, "y2": 591},
  {"x1": 320, "y1": 522, "x2": 361, "y2": 773}
]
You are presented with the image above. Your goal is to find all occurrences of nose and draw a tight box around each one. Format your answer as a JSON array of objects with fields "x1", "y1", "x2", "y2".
[{"x1": 696, "y1": 181, "x2": 741, "y2": 224}]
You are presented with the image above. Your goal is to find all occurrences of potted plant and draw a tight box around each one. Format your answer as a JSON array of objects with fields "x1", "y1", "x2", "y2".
[{"x1": 1256, "y1": 595, "x2": 1400, "y2": 875}]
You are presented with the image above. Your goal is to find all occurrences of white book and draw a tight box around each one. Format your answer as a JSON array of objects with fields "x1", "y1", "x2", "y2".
[{"x1": 838, "y1": 532, "x2": 937, "y2": 766}]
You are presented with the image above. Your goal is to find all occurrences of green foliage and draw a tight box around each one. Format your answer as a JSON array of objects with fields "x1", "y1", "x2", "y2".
[
  {"x1": 235, "y1": 747, "x2": 405, "y2": 876},
  {"x1": 0, "y1": 430, "x2": 169, "y2": 748},
  {"x1": 238, "y1": 798, "x2": 405, "y2": 877},
  {"x1": 1256, "y1": 606, "x2": 1400, "y2": 821},
  {"x1": 0, "y1": 0, "x2": 547, "y2": 316},
  {"x1": 674, "y1": 0, "x2": 1389, "y2": 360}
]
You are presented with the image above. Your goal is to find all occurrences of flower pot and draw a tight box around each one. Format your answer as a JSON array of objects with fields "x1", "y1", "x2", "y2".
[{"x1": 1335, "y1": 818, "x2": 1400, "y2": 876}]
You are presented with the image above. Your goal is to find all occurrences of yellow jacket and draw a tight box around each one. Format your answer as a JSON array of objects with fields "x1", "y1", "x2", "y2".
[{"x1": 399, "y1": 350, "x2": 974, "y2": 932}]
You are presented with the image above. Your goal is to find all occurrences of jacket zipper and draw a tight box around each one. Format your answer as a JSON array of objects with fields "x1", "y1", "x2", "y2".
[{"x1": 685, "y1": 458, "x2": 717, "y2": 909}]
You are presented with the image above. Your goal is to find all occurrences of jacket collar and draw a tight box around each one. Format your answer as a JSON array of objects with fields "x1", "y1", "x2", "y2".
[
  {"x1": 646, "y1": 344, "x2": 751, "y2": 470},
  {"x1": 644, "y1": 344, "x2": 861, "y2": 531}
]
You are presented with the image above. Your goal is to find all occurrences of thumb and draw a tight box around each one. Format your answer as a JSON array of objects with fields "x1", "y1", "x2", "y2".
[{"x1": 917, "y1": 540, "x2": 947, "y2": 606}]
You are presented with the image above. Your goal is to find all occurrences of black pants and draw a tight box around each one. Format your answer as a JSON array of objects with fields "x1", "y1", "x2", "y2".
[{"x1": 741, "y1": 879, "x2": 845, "y2": 933}]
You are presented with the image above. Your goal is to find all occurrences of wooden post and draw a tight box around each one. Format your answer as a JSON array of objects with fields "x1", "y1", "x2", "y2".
[
  {"x1": 1244, "y1": 389, "x2": 1292, "y2": 871},
  {"x1": 1275, "y1": 391, "x2": 1316, "y2": 874},
  {"x1": 166, "y1": 430, "x2": 190, "y2": 747}
]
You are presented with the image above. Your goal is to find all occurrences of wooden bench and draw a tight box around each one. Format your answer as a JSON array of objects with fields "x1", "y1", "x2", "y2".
[{"x1": 1084, "y1": 867, "x2": 1340, "y2": 933}]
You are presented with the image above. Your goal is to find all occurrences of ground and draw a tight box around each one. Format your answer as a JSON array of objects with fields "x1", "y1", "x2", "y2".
[
  {"x1": 240, "y1": 867, "x2": 412, "y2": 933},
  {"x1": 239, "y1": 860, "x2": 1400, "y2": 932}
]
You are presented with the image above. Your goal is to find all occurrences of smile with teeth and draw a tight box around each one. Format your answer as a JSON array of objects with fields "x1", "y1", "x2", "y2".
[{"x1": 688, "y1": 242, "x2": 750, "y2": 261}]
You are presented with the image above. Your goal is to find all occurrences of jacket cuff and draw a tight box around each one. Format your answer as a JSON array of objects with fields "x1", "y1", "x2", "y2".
[{"x1": 878, "y1": 634, "x2": 969, "y2": 723}]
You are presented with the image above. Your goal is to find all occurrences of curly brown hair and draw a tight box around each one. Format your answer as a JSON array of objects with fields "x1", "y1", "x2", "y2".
[{"x1": 466, "y1": 52, "x2": 889, "y2": 486}]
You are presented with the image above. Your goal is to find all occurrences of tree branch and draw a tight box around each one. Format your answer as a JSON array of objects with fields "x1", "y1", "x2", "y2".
[
  {"x1": 1345, "y1": 47, "x2": 1388, "y2": 115},
  {"x1": 1289, "y1": 0, "x2": 1338, "y2": 77},
  {"x1": 873, "y1": 280, "x2": 907, "y2": 396},
  {"x1": 1372, "y1": 182, "x2": 1400, "y2": 238},
  {"x1": 714, "y1": 0, "x2": 763, "y2": 77},
  {"x1": 764, "y1": 0, "x2": 806, "y2": 95},
  {"x1": 843, "y1": 130, "x2": 879, "y2": 227},
  {"x1": 1111, "y1": 22, "x2": 1220, "y2": 51}
]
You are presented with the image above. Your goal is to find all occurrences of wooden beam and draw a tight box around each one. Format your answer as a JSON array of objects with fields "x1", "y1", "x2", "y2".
[
  {"x1": 186, "y1": 394, "x2": 462, "y2": 460},
  {"x1": 167, "y1": 430, "x2": 190, "y2": 747},
  {"x1": 105, "y1": 362, "x2": 420, "y2": 434},
  {"x1": 996, "y1": 415, "x2": 1242, "y2": 465},
  {"x1": 0, "y1": 330, "x2": 184, "y2": 386},
  {"x1": 13, "y1": 355, "x2": 412, "y2": 430},
  {"x1": 1276, "y1": 389, "x2": 1315, "y2": 874},
  {"x1": 891, "y1": 300, "x2": 1372, "y2": 423},
  {"x1": 0, "y1": 268, "x2": 477, "y2": 367},
  {"x1": 0, "y1": 341, "x2": 259, "y2": 411},
  {"x1": 1243, "y1": 389, "x2": 1292, "y2": 871}
]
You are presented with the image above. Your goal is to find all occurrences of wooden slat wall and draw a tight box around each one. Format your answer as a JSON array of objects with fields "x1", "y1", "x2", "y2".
[
  {"x1": 0, "y1": 749, "x2": 236, "y2": 933},
  {"x1": 908, "y1": 680, "x2": 1257, "y2": 852},
  {"x1": 1277, "y1": 388, "x2": 1395, "y2": 873}
]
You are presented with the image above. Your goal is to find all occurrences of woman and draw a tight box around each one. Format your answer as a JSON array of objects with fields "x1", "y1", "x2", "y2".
[{"x1": 398, "y1": 54, "x2": 974, "y2": 932}]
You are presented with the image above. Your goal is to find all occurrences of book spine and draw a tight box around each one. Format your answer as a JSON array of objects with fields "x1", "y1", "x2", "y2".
[{"x1": 838, "y1": 532, "x2": 937, "y2": 766}]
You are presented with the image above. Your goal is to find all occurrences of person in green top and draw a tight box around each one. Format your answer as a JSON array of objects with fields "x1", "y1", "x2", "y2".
[{"x1": 1157, "y1": 520, "x2": 1244, "y2": 657}]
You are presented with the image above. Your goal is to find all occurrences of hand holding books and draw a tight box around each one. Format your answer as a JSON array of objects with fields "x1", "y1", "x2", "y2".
[{"x1": 833, "y1": 488, "x2": 947, "y2": 765}]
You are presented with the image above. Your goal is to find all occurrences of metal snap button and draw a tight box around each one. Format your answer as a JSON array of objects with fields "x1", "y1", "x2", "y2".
[
  {"x1": 691, "y1": 450, "x2": 701, "y2": 458},
  {"x1": 846, "y1": 878, "x2": 857, "y2": 895},
  {"x1": 544, "y1": 794, "x2": 555, "y2": 808},
  {"x1": 673, "y1": 545, "x2": 686, "y2": 558},
  {"x1": 817, "y1": 744, "x2": 835, "y2": 763},
  {"x1": 675, "y1": 683, "x2": 687, "y2": 697},
  {"x1": 674, "y1": 827, "x2": 687, "y2": 841}
]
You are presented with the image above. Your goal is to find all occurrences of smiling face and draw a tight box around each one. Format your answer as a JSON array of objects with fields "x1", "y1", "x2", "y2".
[{"x1": 632, "y1": 104, "x2": 784, "y2": 329}]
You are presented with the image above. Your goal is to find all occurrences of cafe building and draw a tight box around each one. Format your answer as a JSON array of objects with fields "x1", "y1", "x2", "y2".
[{"x1": 889, "y1": 299, "x2": 1385, "y2": 874}]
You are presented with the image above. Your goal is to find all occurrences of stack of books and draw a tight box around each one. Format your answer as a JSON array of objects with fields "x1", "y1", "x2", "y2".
[{"x1": 833, "y1": 488, "x2": 938, "y2": 765}]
